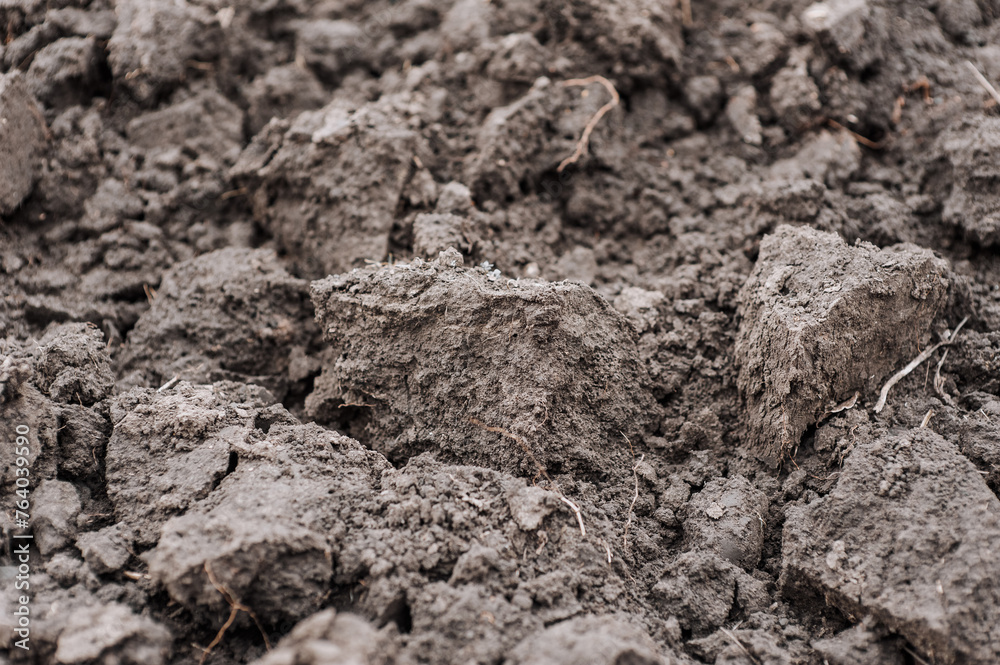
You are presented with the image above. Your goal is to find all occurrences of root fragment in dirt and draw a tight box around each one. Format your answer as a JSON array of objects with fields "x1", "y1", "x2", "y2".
[
  {"x1": 220, "y1": 186, "x2": 248, "y2": 200},
  {"x1": 964, "y1": 61, "x2": 1000, "y2": 107},
  {"x1": 891, "y1": 95, "x2": 905, "y2": 126},
  {"x1": 933, "y1": 348, "x2": 954, "y2": 406},
  {"x1": 719, "y1": 627, "x2": 761, "y2": 665},
  {"x1": 469, "y1": 417, "x2": 586, "y2": 536},
  {"x1": 821, "y1": 391, "x2": 859, "y2": 420},
  {"x1": 902, "y1": 644, "x2": 932, "y2": 665},
  {"x1": 557, "y1": 76, "x2": 620, "y2": 172},
  {"x1": 906, "y1": 76, "x2": 934, "y2": 104},
  {"x1": 559, "y1": 495, "x2": 587, "y2": 537},
  {"x1": 827, "y1": 119, "x2": 883, "y2": 149},
  {"x1": 157, "y1": 375, "x2": 179, "y2": 393},
  {"x1": 623, "y1": 453, "x2": 643, "y2": 551},
  {"x1": 874, "y1": 316, "x2": 968, "y2": 414},
  {"x1": 198, "y1": 562, "x2": 271, "y2": 665}
]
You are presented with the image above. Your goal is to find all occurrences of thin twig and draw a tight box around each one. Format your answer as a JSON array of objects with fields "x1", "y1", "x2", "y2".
[
  {"x1": 906, "y1": 76, "x2": 933, "y2": 104},
  {"x1": 874, "y1": 317, "x2": 968, "y2": 413},
  {"x1": 680, "y1": 0, "x2": 692, "y2": 27},
  {"x1": 964, "y1": 61, "x2": 1000, "y2": 106},
  {"x1": 623, "y1": 454, "x2": 644, "y2": 551},
  {"x1": 597, "y1": 538, "x2": 612, "y2": 564},
  {"x1": 920, "y1": 409, "x2": 934, "y2": 428},
  {"x1": 557, "y1": 76, "x2": 620, "y2": 172},
  {"x1": 820, "y1": 391, "x2": 860, "y2": 420},
  {"x1": 902, "y1": 645, "x2": 931, "y2": 665},
  {"x1": 719, "y1": 627, "x2": 761, "y2": 665},
  {"x1": 220, "y1": 187, "x2": 248, "y2": 201},
  {"x1": 157, "y1": 376, "x2": 179, "y2": 393},
  {"x1": 198, "y1": 604, "x2": 238, "y2": 665},
  {"x1": 559, "y1": 495, "x2": 587, "y2": 537}
]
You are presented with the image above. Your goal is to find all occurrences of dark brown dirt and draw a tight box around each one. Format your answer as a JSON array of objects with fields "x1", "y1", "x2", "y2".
[{"x1": 2, "y1": 1, "x2": 1000, "y2": 664}]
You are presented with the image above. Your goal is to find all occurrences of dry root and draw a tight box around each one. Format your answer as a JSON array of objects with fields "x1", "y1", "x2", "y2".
[
  {"x1": 198, "y1": 562, "x2": 271, "y2": 665},
  {"x1": 557, "y1": 76, "x2": 620, "y2": 172},
  {"x1": 965, "y1": 61, "x2": 1000, "y2": 107},
  {"x1": 469, "y1": 417, "x2": 586, "y2": 536},
  {"x1": 828, "y1": 119, "x2": 883, "y2": 149},
  {"x1": 874, "y1": 317, "x2": 968, "y2": 414},
  {"x1": 623, "y1": 453, "x2": 643, "y2": 551}
]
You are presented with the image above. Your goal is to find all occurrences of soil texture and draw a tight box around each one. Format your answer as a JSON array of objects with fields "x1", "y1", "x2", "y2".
[{"x1": 2, "y1": 0, "x2": 1000, "y2": 664}]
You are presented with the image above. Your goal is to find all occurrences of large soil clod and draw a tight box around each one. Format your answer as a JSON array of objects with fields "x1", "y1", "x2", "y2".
[
  {"x1": 109, "y1": 383, "x2": 390, "y2": 627},
  {"x1": 736, "y1": 225, "x2": 950, "y2": 463},
  {"x1": 231, "y1": 97, "x2": 429, "y2": 279},
  {"x1": 249, "y1": 609, "x2": 396, "y2": 665},
  {"x1": 782, "y1": 428, "x2": 1000, "y2": 665},
  {"x1": 107, "y1": 0, "x2": 221, "y2": 104},
  {"x1": 506, "y1": 614, "x2": 664, "y2": 665},
  {"x1": 309, "y1": 253, "x2": 655, "y2": 476},
  {"x1": 1, "y1": 323, "x2": 110, "y2": 508},
  {"x1": 106, "y1": 381, "x2": 277, "y2": 546},
  {"x1": 116, "y1": 247, "x2": 319, "y2": 400}
]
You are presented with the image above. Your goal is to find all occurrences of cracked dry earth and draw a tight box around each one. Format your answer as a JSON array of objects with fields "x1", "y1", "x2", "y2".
[{"x1": 2, "y1": 0, "x2": 1000, "y2": 664}]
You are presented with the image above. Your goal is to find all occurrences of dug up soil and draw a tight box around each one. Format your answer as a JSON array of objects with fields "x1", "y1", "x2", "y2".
[{"x1": 2, "y1": 0, "x2": 1000, "y2": 664}]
